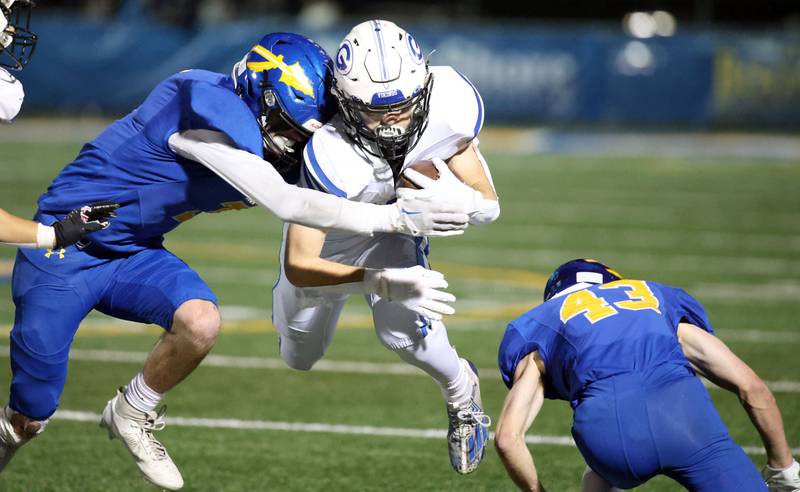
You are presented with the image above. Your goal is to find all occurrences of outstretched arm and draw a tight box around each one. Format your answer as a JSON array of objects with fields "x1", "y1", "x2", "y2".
[
  {"x1": 677, "y1": 322, "x2": 794, "y2": 470},
  {"x1": 1, "y1": 203, "x2": 118, "y2": 249},
  {"x1": 168, "y1": 130, "x2": 469, "y2": 237},
  {"x1": 495, "y1": 352, "x2": 547, "y2": 491},
  {"x1": 0, "y1": 208, "x2": 40, "y2": 246}
]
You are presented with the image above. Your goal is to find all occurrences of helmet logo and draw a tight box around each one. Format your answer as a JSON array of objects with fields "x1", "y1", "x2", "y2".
[
  {"x1": 406, "y1": 34, "x2": 423, "y2": 65},
  {"x1": 335, "y1": 40, "x2": 354, "y2": 75},
  {"x1": 248, "y1": 45, "x2": 315, "y2": 99}
]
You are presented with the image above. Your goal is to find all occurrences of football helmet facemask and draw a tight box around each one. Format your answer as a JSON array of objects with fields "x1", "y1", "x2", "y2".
[
  {"x1": 232, "y1": 32, "x2": 336, "y2": 182},
  {"x1": 332, "y1": 20, "x2": 433, "y2": 172},
  {"x1": 0, "y1": 0, "x2": 36, "y2": 71},
  {"x1": 543, "y1": 259, "x2": 623, "y2": 302}
]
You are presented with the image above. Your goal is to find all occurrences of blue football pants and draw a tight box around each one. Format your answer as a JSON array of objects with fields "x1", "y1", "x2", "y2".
[
  {"x1": 572, "y1": 366, "x2": 767, "y2": 491},
  {"x1": 9, "y1": 247, "x2": 216, "y2": 420}
]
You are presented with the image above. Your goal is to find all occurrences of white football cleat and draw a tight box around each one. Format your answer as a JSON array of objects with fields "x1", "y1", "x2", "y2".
[
  {"x1": 763, "y1": 460, "x2": 800, "y2": 492},
  {"x1": 0, "y1": 405, "x2": 45, "y2": 472},
  {"x1": 446, "y1": 359, "x2": 491, "y2": 475},
  {"x1": 100, "y1": 388, "x2": 184, "y2": 490}
]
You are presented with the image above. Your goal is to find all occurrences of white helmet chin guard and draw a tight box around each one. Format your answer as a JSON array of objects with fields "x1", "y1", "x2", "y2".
[{"x1": 333, "y1": 19, "x2": 433, "y2": 169}]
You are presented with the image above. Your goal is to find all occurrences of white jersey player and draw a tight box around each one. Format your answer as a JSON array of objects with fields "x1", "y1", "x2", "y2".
[
  {"x1": 0, "y1": 0, "x2": 34, "y2": 121},
  {"x1": 272, "y1": 20, "x2": 500, "y2": 475}
]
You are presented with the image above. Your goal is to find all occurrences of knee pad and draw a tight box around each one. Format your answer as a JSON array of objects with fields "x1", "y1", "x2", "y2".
[
  {"x1": 278, "y1": 333, "x2": 323, "y2": 371},
  {"x1": 9, "y1": 363, "x2": 63, "y2": 421}
]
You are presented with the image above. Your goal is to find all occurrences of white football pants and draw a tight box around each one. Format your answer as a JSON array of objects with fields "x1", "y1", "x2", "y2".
[{"x1": 272, "y1": 229, "x2": 468, "y2": 402}]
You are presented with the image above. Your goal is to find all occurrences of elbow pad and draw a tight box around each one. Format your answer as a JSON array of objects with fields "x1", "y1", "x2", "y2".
[{"x1": 469, "y1": 199, "x2": 500, "y2": 225}]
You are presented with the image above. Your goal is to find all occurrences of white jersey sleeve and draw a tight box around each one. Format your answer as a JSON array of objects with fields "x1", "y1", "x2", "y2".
[
  {"x1": 0, "y1": 68, "x2": 24, "y2": 122},
  {"x1": 300, "y1": 119, "x2": 378, "y2": 200},
  {"x1": 403, "y1": 66, "x2": 485, "y2": 165},
  {"x1": 433, "y1": 66, "x2": 484, "y2": 145}
]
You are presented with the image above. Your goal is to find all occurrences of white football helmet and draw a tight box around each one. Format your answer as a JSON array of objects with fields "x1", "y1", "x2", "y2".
[
  {"x1": 332, "y1": 20, "x2": 433, "y2": 167},
  {"x1": 0, "y1": 0, "x2": 36, "y2": 71}
]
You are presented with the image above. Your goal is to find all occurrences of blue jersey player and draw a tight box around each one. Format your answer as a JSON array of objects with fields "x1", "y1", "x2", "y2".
[
  {"x1": 0, "y1": 33, "x2": 470, "y2": 490},
  {"x1": 495, "y1": 259, "x2": 799, "y2": 492}
]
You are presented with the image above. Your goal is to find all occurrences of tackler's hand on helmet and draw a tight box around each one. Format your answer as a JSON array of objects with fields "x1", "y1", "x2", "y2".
[
  {"x1": 231, "y1": 32, "x2": 337, "y2": 182},
  {"x1": 332, "y1": 20, "x2": 433, "y2": 165}
]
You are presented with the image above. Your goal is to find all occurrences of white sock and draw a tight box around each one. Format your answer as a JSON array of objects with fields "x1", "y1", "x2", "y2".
[
  {"x1": 444, "y1": 361, "x2": 472, "y2": 404},
  {"x1": 123, "y1": 372, "x2": 163, "y2": 413},
  {"x1": 392, "y1": 321, "x2": 471, "y2": 404}
]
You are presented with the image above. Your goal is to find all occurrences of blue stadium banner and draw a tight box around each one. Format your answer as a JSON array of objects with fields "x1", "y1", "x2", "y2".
[{"x1": 17, "y1": 17, "x2": 800, "y2": 128}]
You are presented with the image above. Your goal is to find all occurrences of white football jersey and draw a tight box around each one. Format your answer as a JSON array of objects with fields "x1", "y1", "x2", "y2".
[
  {"x1": 299, "y1": 65, "x2": 484, "y2": 259},
  {"x1": 0, "y1": 67, "x2": 24, "y2": 122}
]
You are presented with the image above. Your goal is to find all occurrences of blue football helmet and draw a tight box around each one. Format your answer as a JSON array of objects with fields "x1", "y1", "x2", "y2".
[
  {"x1": 543, "y1": 259, "x2": 623, "y2": 302},
  {"x1": 0, "y1": 0, "x2": 37, "y2": 71},
  {"x1": 232, "y1": 32, "x2": 336, "y2": 180}
]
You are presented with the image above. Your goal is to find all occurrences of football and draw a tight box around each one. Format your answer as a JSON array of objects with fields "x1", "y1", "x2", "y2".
[{"x1": 396, "y1": 160, "x2": 440, "y2": 189}]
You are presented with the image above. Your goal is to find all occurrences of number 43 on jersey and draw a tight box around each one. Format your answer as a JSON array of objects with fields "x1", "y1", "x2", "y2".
[{"x1": 560, "y1": 280, "x2": 661, "y2": 324}]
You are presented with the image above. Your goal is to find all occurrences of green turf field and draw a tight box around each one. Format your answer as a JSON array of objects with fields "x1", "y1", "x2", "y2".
[{"x1": 0, "y1": 139, "x2": 798, "y2": 491}]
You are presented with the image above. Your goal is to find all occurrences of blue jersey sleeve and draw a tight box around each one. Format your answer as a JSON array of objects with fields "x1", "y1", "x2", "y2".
[
  {"x1": 498, "y1": 317, "x2": 556, "y2": 389},
  {"x1": 178, "y1": 80, "x2": 264, "y2": 158},
  {"x1": 659, "y1": 284, "x2": 714, "y2": 335}
]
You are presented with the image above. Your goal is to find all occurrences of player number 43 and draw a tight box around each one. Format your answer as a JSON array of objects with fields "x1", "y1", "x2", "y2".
[{"x1": 559, "y1": 280, "x2": 661, "y2": 324}]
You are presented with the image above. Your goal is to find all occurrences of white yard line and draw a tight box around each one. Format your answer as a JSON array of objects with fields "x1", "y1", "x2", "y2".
[
  {"x1": 1, "y1": 345, "x2": 798, "y2": 393},
  {"x1": 52, "y1": 410, "x2": 798, "y2": 456}
]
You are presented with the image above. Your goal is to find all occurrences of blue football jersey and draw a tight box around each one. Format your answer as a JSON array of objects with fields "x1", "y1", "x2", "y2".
[
  {"x1": 33, "y1": 70, "x2": 263, "y2": 255},
  {"x1": 498, "y1": 280, "x2": 713, "y2": 406}
]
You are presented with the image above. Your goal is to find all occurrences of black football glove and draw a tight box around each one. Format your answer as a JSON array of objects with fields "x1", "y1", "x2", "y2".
[{"x1": 53, "y1": 201, "x2": 120, "y2": 248}]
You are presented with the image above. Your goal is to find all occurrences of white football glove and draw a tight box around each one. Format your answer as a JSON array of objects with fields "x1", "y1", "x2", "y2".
[
  {"x1": 403, "y1": 158, "x2": 484, "y2": 214},
  {"x1": 763, "y1": 460, "x2": 800, "y2": 492},
  {"x1": 363, "y1": 266, "x2": 456, "y2": 320},
  {"x1": 391, "y1": 189, "x2": 470, "y2": 237}
]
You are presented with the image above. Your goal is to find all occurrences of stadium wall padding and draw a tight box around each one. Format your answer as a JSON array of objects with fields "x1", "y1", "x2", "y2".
[{"x1": 16, "y1": 16, "x2": 800, "y2": 128}]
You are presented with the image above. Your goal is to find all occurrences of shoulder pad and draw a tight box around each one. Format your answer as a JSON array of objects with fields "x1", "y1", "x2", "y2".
[
  {"x1": 178, "y1": 79, "x2": 264, "y2": 158},
  {"x1": 430, "y1": 66, "x2": 485, "y2": 142},
  {"x1": 0, "y1": 69, "x2": 24, "y2": 122},
  {"x1": 301, "y1": 123, "x2": 373, "y2": 198}
]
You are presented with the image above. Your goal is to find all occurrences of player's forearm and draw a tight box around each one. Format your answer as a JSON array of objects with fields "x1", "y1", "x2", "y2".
[
  {"x1": 739, "y1": 381, "x2": 793, "y2": 468},
  {"x1": 677, "y1": 323, "x2": 794, "y2": 468},
  {"x1": 495, "y1": 437, "x2": 544, "y2": 491},
  {"x1": 284, "y1": 257, "x2": 364, "y2": 288},
  {"x1": 0, "y1": 209, "x2": 56, "y2": 248},
  {"x1": 0, "y1": 208, "x2": 37, "y2": 243}
]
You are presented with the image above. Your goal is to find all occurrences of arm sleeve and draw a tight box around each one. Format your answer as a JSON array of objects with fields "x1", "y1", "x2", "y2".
[
  {"x1": 167, "y1": 130, "x2": 395, "y2": 235},
  {"x1": 661, "y1": 284, "x2": 715, "y2": 335}
]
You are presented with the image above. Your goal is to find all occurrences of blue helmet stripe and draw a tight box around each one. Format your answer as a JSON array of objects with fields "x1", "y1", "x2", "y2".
[
  {"x1": 371, "y1": 20, "x2": 389, "y2": 82},
  {"x1": 456, "y1": 71, "x2": 484, "y2": 138},
  {"x1": 305, "y1": 140, "x2": 347, "y2": 198}
]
